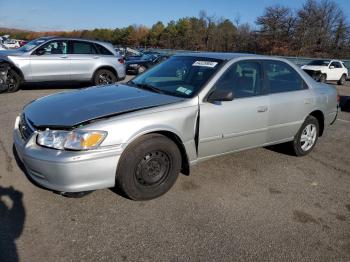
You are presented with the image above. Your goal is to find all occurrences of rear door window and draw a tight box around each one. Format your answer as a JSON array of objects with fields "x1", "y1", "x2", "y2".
[
  {"x1": 71, "y1": 41, "x2": 97, "y2": 54},
  {"x1": 263, "y1": 60, "x2": 306, "y2": 94}
]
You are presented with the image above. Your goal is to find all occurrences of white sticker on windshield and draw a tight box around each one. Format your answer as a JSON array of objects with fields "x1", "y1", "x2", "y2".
[
  {"x1": 193, "y1": 61, "x2": 218, "y2": 68},
  {"x1": 176, "y1": 86, "x2": 192, "y2": 95}
]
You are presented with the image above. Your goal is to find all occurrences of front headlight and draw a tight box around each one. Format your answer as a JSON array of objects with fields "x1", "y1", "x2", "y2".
[
  {"x1": 37, "y1": 130, "x2": 107, "y2": 150},
  {"x1": 129, "y1": 64, "x2": 139, "y2": 68}
]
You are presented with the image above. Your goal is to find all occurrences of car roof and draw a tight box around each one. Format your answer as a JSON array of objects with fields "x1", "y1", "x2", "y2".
[
  {"x1": 174, "y1": 52, "x2": 273, "y2": 61},
  {"x1": 41, "y1": 36, "x2": 109, "y2": 45}
]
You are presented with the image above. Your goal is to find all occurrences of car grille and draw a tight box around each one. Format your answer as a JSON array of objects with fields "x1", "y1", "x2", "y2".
[{"x1": 19, "y1": 115, "x2": 35, "y2": 140}]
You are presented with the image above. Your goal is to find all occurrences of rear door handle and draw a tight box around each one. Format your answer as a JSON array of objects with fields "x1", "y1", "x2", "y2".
[
  {"x1": 93, "y1": 56, "x2": 100, "y2": 59},
  {"x1": 60, "y1": 55, "x2": 68, "y2": 59},
  {"x1": 257, "y1": 106, "x2": 268, "y2": 113}
]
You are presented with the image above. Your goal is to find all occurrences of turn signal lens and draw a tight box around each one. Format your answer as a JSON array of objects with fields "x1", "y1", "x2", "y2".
[
  {"x1": 64, "y1": 131, "x2": 107, "y2": 150},
  {"x1": 81, "y1": 133, "x2": 104, "y2": 148}
]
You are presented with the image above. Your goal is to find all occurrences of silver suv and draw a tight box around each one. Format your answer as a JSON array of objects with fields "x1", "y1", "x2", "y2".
[{"x1": 0, "y1": 37, "x2": 126, "y2": 92}]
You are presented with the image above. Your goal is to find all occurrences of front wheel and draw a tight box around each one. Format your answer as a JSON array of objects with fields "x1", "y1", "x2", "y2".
[
  {"x1": 6, "y1": 69, "x2": 21, "y2": 92},
  {"x1": 93, "y1": 69, "x2": 117, "y2": 85},
  {"x1": 291, "y1": 115, "x2": 319, "y2": 156},
  {"x1": 319, "y1": 74, "x2": 327, "y2": 83},
  {"x1": 116, "y1": 134, "x2": 181, "y2": 200},
  {"x1": 337, "y1": 74, "x2": 346, "y2": 85}
]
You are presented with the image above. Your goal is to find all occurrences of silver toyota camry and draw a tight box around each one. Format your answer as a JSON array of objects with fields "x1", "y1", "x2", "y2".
[{"x1": 13, "y1": 53, "x2": 338, "y2": 200}]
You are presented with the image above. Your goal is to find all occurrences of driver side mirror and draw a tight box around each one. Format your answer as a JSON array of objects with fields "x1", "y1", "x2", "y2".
[
  {"x1": 35, "y1": 49, "x2": 45, "y2": 56},
  {"x1": 329, "y1": 65, "x2": 335, "y2": 69},
  {"x1": 207, "y1": 89, "x2": 234, "y2": 103}
]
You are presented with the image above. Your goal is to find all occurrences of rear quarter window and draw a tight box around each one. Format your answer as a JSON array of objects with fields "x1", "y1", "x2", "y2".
[{"x1": 95, "y1": 44, "x2": 113, "y2": 55}]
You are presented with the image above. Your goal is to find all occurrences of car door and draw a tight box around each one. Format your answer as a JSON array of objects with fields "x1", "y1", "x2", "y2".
[
  {"x1": 29, "y1": 40, "x2": 70, "y2": 81},
  {"x1": 263, "y1": 60, "x2": 314, "y2": 143},
  {"x1": 333, "y1": 61, "x2": 345, "y2": 80},
  {"x1": 198, "y1": 60, "x2": 269, "y2": 159},
  {"x1": 328, "y1": 61, "x2": 342, "y2": 80},
  {"x1": 69, "y1": 40, "x2": 100, "y2": 81}
]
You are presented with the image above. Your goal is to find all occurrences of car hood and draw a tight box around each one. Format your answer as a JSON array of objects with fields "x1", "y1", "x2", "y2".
[
  {"x1": 24, "y1": 84, "x2": 184, "y2": 128},
  {"x1": 0, "y1": 49, "x2": 25, "y2": 57},
  {"x1": 301, "y1": 65, "x2": 327, "y2": 71}
]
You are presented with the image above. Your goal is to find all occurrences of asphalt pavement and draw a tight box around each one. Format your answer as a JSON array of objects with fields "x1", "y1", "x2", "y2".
[{"x1": 0, "y1": 78, "x2": 349, "y2": 262}]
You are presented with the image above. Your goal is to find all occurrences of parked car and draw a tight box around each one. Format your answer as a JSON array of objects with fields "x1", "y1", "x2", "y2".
[
  {"x1": 14, "y1": 53, "x2": 338, "y2": 200},
  {"x1": 301, "y1": 59, "x2": 348, "y2": 85},
  {"x1": 126, "y1": 53, "x2": 169, "y2": 74},
  {"x1": 0, "y1": 37, "x2": 126, "y2": 93},
  {"x1": 3, "y1": 39, "x2": 20, "y2": 49}
]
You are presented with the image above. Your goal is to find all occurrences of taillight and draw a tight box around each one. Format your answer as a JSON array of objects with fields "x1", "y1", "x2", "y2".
[{"x1": 118, "y1": 58, "x2": 125, "y2": 64}]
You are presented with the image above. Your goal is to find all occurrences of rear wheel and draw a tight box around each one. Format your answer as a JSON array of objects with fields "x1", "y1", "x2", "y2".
[
  {"x1": 5, "y1": 69, "x2": 21, "y2": 93},
  {"x1": 291, "y1": 115, "x2": 319, "y2": 156},
  {"x1": 116, "y1": 134, "x2": 181, "y2": 200},
  {"x1": 337, "y1": 74, "x2": 346, "y2": 85},
  {"x1": 93, "y1": 69, "x2": 117, "y2": 85}
]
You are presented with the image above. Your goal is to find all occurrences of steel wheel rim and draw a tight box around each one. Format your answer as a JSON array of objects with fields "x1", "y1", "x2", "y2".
[
  {"x1": 134, "y1": 150, "x2": 171, "y2": 187},
  {"x1": 300, "y1": 124, "x2": 317, "y2": 151},
  {"x1": 98, "y1": 73, "x2": 113, "y2": 84}
]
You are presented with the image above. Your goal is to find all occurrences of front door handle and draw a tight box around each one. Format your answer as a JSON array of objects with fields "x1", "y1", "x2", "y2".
[
  {"x1": 60, "y1": 55, "x2": 68, "y2": 59},
  {"x1": 93, "y1": 56, "x2": 100, "y2": 59},
  {"x1": 257, "y1": 106, "x2": 268, "y2": 113}
]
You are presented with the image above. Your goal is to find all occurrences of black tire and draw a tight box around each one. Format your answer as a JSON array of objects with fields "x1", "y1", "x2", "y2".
[
  {"x1": 93, "y1": 69, "x2": 117, "y2": 85},
  {"x1": 319, "y1": 74, "x2": 327, "y2": 83},
  {"x1": 137, "y1": 65, "x2": 147, "y2": 75},
  {"x1": 337, "y1": 74, "x2": 346, "y2": 85},
  {"x1": 291, "y1": 115, "x2": 319, "y2": 156},
  {"x1": 116, "y1": 134, "x2": 181, "y2": 200},
  {"x1": 6, "y1": 69, "x2": 21, "y2": 93}
]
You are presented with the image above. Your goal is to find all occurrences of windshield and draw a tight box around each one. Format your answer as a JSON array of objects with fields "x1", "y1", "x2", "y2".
[
  {"x1": 308, "y1": 60, "x2": 330, "y2": 66},
  {"x1": 17, "y1": 38, "x2": 48, "y2": 52},
  {"x1": 130, "y1": 56, "x2": 224, "y2": 98}
]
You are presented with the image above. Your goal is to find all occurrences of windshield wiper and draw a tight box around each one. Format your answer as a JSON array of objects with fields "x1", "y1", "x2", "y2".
[{"x1": 132, "y1": 82, "x2": 165, "y2": 94}]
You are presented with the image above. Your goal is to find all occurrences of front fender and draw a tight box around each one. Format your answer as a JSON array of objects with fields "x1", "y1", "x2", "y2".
[{"x1": 80, "y1": 101, "x2": 199, "y2": 162}]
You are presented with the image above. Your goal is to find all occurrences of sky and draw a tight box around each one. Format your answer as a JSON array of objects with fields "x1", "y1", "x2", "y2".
[{"x1": 0, "y1": 0, "x2": 349, "y2": 31}]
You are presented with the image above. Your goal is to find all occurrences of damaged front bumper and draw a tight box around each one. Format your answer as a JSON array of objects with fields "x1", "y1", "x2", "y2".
[{"x1": 303, "y1": 69, "x2": 322, "y2": 82}]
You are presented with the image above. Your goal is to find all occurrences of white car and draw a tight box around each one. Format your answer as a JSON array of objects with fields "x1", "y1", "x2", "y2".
[
  {"x1": 3, "y1": 39, "x2": 20, "y2": 49},
  {"x1": 301, "y1": 59, "x2": 348, "y2": 85}
]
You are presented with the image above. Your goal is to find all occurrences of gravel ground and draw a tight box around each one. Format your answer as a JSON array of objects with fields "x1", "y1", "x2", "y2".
[{"x1": 0, "y1": 78, "x2": 349, "y2": 262}]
